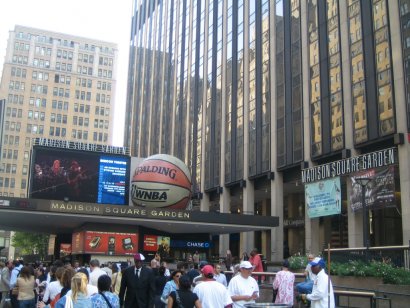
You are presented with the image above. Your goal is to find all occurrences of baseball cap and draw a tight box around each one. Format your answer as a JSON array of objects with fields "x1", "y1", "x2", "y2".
[
  {"x1": 239, "y1": 261, "x2": 253, "y2": 269},
  {"x1": 134, "y1": 253, "x2": 145, "y2": 261},
  {"x1": 309, "y1": 257, "x2": 325, "y2": 268},
  {"x1": 201, "y1": 265, "x2": 214, "y2": 277},
  {"x1": 199, "y1": 260, "x2": 208, "y2": 268}
]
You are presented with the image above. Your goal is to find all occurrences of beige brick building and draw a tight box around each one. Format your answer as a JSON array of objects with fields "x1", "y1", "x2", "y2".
[{"x1": 0, "y1": 25, "x2": 118, "y2": 197}]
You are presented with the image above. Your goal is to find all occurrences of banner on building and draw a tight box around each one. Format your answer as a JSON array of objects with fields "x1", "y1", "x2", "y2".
[
  {"x1": 305, "y1": 177, "x2": 341, "y2": 218},
  {"x1": 349, "y1": 166, "x2": 396, "y2": 212}
]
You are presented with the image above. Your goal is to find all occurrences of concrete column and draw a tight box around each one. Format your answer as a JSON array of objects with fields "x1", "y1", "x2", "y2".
[
  {"x1": 219, "y1": 187, "x2": 231, "y2": 256},
  {"x1": 271, "y1": 174, "x2": 283, "y2": 262},
  {"x1": 338, "y1": 0, "x2": 364, "y2": 248},
  {"x1": 388, "y1": 0, "x2": 410, "y2": 245},
  {"x1": 241, "y1": 181, "x2": 255, "y2": 253}
]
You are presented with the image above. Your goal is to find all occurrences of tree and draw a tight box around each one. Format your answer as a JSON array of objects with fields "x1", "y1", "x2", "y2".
[{"x1": 11, "y1": 232, "x2": 49, "y2": 260}]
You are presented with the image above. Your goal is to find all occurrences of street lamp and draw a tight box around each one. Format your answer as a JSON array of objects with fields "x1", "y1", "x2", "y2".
[{"x1": 355, "y1": 176, "x2": 372, "y2": 261}]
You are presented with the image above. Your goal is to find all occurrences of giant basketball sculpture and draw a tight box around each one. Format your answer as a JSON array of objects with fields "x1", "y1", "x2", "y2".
[{"x1": 131, "y1": 154, "x2": 192, "y2": 209}]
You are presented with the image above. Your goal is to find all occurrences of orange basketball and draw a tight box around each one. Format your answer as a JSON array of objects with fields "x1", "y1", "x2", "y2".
[{"x1": 131, "y1": 154, "x2": 191, "y2": 209}]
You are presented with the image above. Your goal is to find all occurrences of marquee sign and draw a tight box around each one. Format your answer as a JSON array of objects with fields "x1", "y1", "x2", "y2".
[
  {"x1": 33, "y1": 138, "x2": 129, "y2": 155},
  {"x1": 301, "y1": 148, "x2": 396, "y2": 183}
]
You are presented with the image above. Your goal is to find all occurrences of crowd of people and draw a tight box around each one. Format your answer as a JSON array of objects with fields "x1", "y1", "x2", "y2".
[{"x1": 0, "y1": 250, "x2": 335, "y2": 308}]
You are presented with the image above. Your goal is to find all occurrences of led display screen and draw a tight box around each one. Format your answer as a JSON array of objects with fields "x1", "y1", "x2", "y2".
[{"x1": 29, "y1": 147, "x2": 130, "y2": 205}]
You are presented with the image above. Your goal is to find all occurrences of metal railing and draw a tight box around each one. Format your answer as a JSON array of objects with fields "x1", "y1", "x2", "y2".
[{"x1": 323, "y1": 244, "x2": 410, "y2": 269}]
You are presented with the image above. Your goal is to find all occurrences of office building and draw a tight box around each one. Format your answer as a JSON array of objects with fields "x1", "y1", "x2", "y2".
[
  {"x1": 0, "y1": 25, "x2": 118, "y2": 198},
  {"x1": 125, "y1": 0, "x2": 410, "y2": 261}
]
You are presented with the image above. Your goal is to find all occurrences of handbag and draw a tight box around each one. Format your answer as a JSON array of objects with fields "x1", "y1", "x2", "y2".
[
  {"x1": 175, "y1": 291, "x2": 185, "y2": 308},
  {"x1": 11, "y1": 286, "x2": 19, "y2": 296},
  {"x1": 160, "y1": 296, "x2": 168, "y2": 304},
  {"x1": 64, "y1": 295, "x2": 74, "y2": 308}
]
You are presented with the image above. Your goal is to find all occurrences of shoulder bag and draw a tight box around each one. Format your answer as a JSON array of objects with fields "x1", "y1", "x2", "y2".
[
  {"x1": 99, "y1": 292, "x2": 113, "y2": 308},
  {"x1": 175, "y1": 291, "x2": 185, "y2": 308},
  {"x1": 11, "y1": 269, "x2": 21, "y2": 296},
  {"x1": 64, "y1": 295, "x2": 74, "y2": 308}
]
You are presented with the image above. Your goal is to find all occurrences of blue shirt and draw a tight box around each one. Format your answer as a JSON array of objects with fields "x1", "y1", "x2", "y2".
[
  {"x1": 55, "y1": 293, "x2": 92, "y2": 308},
  {"x1": 91, "y1": 291, "x2": 120, "y2": 308}
]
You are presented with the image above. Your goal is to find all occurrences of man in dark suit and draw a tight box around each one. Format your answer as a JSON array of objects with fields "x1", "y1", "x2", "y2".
[{"x1": 119, "y1": 253, "x2": 155, "y2": 308}]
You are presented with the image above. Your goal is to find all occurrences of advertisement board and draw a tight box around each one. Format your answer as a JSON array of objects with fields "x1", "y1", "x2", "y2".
[
  {"x1": 60, "y1": 243, "x2": 72, "y2": 257},
  {"x1": 305, "y1": 177, "x2": 341, "y2": 218},
  {"x1": 30, "y1": 146, "x2": 130, "y2": 205},
  {"x1": 142, "y1": 235, "x2": 171, "y2": 258},
  {"x1": 71, "y1": 231, "x2": 138, "y2": 255},
  {"x1": 349, "y1": 166, "x2": 396, "y2": 211}
]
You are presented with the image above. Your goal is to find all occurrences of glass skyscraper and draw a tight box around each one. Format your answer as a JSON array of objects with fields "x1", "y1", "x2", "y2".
[{"x1": 125, "y1": 0, "x2": 410, "y2": 261}]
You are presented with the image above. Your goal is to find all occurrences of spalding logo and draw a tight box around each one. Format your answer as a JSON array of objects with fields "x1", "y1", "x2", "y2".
[{"x1": 131, "y1": 154, "x2": 191, "y2": 209}]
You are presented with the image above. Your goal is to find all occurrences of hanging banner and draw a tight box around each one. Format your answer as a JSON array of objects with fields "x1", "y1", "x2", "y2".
[
  {"x1": 349, "y1": 166, "x2": 396, "y2": 212},
  {"x1": 305, "y1": 177, "x2": 341, "y2": 218}
]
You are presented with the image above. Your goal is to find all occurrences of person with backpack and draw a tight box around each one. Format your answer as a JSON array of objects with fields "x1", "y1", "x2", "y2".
[{"x1": 9, "y1": 260, "x2": 23, "y2": 308}]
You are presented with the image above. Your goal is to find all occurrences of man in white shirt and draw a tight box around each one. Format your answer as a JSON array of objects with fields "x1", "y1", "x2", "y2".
[
  {"x1": 101, "y1": 263, "x2": 113, "y2": 278},
  {"x1": 228, "y1": 261, "x2": 259, "y2": 308},
  {"x1": 89, "y1": 259, "x2": 107, "y2": 287},
  {"x1": 301, "y1": 257, "x2": 335, "y2": 308},
  {"x1": 213, "y1": 264, "x2": 227, "y2": 287},
  {"x1": 193, "y1": 265, "x2": 232, "y2": 308}
]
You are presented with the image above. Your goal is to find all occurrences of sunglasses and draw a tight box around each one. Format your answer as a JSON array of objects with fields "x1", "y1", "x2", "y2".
[{"x1": 175, "y1": 275, "x2": 181, "y2": 278}]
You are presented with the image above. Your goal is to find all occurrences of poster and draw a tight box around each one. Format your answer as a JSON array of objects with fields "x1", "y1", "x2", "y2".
[
  {"x1": 305, "y1": 177, "x2": 341, "y2": 218},
  {"x1": 143, "y1": 235, "x2": 158, "y2": 251},
  {"x1": 349, "y1": 166, "x2": 396, "y2": 212},
  {"x1": 71, "y1": 231, "x2": 138, "y2": 255}
]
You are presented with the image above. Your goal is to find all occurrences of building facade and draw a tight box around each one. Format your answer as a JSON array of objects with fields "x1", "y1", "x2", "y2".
[
  {"x1": 0, "y1": 25, "x2": 118, "y2": 198},
  {"x1": 125, "y1": 0, "x2": 410, "y2": 261}
]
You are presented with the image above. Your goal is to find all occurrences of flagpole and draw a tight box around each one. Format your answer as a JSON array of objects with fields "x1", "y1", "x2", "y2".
[{"x1": 328, "y1": 242, "x2": 331, "y2": 308}]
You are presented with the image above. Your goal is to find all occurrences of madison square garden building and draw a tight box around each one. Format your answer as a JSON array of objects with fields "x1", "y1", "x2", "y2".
[{"x1": 124, "y1": 0, "x2": 410, "y2": 261}]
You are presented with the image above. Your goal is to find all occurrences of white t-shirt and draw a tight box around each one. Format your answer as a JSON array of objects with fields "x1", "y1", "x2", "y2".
[
  {"x1": 89, "y1": 268, "x2": 107, "y2": 287},
  {"x1": 66, "y1": 284, "x2": 98, "y2": 298},
  {"x1": 228, "y1": 275, "x2": 259, "y2": 308},
  {"x1": 193, "y1": 280, "x2": 232, "y2": 308},
  {"x1": 43, "y1": 280, "x2": 63, "y2": 302},
  {"x1": 306, "y1": 269, "x2": 335, "y2": 308},
  {"x1": 214, "y1": 273, "x2": 227, "y2": 287}
]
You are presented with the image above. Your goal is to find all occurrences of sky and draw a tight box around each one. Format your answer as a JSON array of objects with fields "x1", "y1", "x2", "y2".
[{"x1": 0, "y1": 0, "x2": 133, "y2": 146}]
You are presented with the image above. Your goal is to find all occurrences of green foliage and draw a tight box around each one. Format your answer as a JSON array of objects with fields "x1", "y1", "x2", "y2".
[
  {"x1": 288, "y1": 255, "x2": 309, "y2": 270},
  {"x1": 329, "y1": 260, "x2": 410, "y2": 285},
  {"x1": 11, "y1": 232, "x2": 49, "y2": 260},
  {"x1": 288, "y1": 255, "x2": 410, "y2": 285}
]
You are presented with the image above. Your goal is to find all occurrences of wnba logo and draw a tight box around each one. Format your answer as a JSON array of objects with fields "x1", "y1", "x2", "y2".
[{"x1": 131, "y1": 154, "x2": 192, "y2": 209}]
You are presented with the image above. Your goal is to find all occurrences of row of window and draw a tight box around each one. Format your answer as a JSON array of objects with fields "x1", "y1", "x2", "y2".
[
  {"x1": 53, "y1": 87, "x2": 70, "y2": 98},
  {"x1": 0, "y1": 163, "x2": 27, "y2": 174},
  {"x1": 12, "y1": 55, "x2": 28, "y2": 65},
  {"x1": 0, "y1": 178, "x2": 27, "y2": 190},
  {"x1": 78, "y1": 53, "x2": 94, "y2": 63},
  {"x1": 55, "y1": 74, "x2": 71, "y2": 85},
  {"x1": 11, "y1": 67, "x2": 27, "y2": 78},
  {"x1": 8, "y1": 81, "x2": 25, "y2": 91},
  {"x1": 33, "y1": 58, "x2": 50, "y2": 68},
  {"x1": 2, "y1": 149, "x2": 26, "y2": 160},
  {"x1": 3, "y1": 135, "x2": 20, "y2": 146},
  {"x1": 14, "y1": 42, "x2": 30, "y2": 51},
  {"x1": 55, "y1": 62, "x2": 72, "y2": 72},
  {"x1": 5, "y1": 107, "x2": 23, "y2": 118},
  {"x1": 7, "y1": 94, "x2": 24, "y2": 105},
  {"x1": 33, "y1": 71, "x2": 49, "y2": 81},
  {"x1": 57, "y1": 49, "x2": 74, "y2": 60}
]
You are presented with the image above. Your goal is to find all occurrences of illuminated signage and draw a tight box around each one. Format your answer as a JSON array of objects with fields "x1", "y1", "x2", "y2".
[
  {"x1": 30, "y1": 146, "x2": 130, "y2": 205},
  {"x1": 301, "y1": 148, "x2": 396, "y2": 183},
  {"x1": 34, "y1": 138, "x2": 129, "y2": 155},
  {"x1": 171, "y1": 240, "x2": 212, "y2": 249}
]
